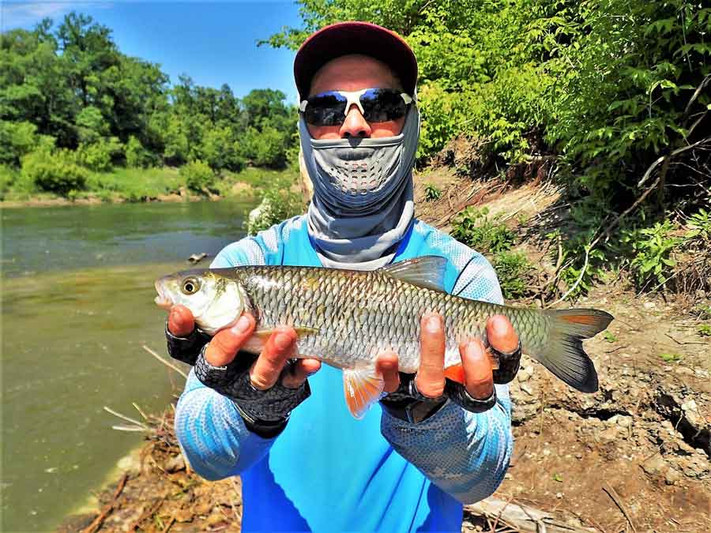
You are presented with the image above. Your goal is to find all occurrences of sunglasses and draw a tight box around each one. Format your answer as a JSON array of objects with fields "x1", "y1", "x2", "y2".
[{"x1": 299, "y1": 88, "x2": 414, "y2": 127}]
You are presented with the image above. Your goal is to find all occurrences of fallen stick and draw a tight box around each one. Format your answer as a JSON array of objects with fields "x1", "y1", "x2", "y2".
[
  {"x1": 143, "y1": 344, "x2": 189, "y2": 379},
  {"x1": 467, "y1": 497, "x2": 598, "y2": 533},
  {"x1": 602, "y1": 483, "x2": 637, "y2": 533},
  {"x1": 81, "y1": 473, "x2": 128, "y2": 533}
]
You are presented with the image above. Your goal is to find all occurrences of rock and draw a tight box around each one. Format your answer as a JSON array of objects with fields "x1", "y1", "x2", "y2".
[
  {"x1": 641, "y1": 454, "x2": 668, "y2": 477},
  {"x1": 165, "y1": 455, "x2": 186, "y2": 473},
  {"x1": 520, "y1": 383, "x2": 534, "y2": 396},
  {"x1": 599, "y1": 426, "x2": 622, "y2": 443},
  {"x1": 517, "y1": 366, "x2": 534, "y2": 383},
  {"x1": 644, "y1": 302, "x2": 656, "y2": 309},
  {"x1": 609, "y1": 415, "x2": 633, "y2": 428},
  {"x1": 665, "y1": 468, "x2": 682, "y2": 485}
]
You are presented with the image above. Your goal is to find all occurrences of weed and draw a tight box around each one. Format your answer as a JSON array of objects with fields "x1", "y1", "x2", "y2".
[
  {"x1": 697, "y1": 324, "x2": 711, "y2": 337},
  {"x1": 492, "y1": 251, "x2": 534, "y2": 300},
  {"x1": 658, "y1": 352, "x2": 683, "y2": 363},
  {"x1": 552, "y1": 473, "x2": 563, "y2": 483},
  {"x1": 451, "y1": 207, "x2": 516, "y2": 254},
  {"x1": 603, "y1": 331, "x2": 618, "y2": 343},
  {"x1": 424, "y1": 183, "x2": 442, "y2": 201},
  {"x1": 624, "y1": 220, "x2": 681, "y2": 289}
]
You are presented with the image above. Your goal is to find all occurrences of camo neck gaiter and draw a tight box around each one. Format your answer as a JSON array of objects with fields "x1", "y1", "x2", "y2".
[{"x1": 301, "y1": 106, "x2": 420, "y2": 270}]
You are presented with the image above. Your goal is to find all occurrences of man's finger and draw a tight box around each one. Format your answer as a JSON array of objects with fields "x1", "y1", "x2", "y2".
[
  {"x1": 486, "y1": 315, "x2": 519, "y2": 354},
  {"x1": 168, "y1": 305, "x2": 195, "y2": 337},
  {"x1": 250, "y1": 327, "x2": 297, "y2": 390},
  {"x1": 282, "y1": 358, "x2": 322, "y2": 389},
  {"x1": 375, "y1": 351, "x2": 400, "y2": 393},
  {"x1": 204, "y1": 314, "x2": 255, "y2": 366},
  {"x1": 460, "y1": 338, "x2": 494, "y2": 400},
  {"x1": 416, "y1": 313, "x2": 446, "y2": 398}
]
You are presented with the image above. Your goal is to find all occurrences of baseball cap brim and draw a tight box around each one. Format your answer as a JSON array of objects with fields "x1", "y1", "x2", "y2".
[{"x1": 294, "y1": 21, "x2": 418, "y2": 100}]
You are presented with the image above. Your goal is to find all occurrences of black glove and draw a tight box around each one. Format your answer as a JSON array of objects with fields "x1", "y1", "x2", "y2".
[
  {"x1": 165, "y1": 323, "x2": 210, "y2": 365},
  {"x1": 194, "y1": 345, "x2": 310, "y2": 438},
  {"x1": 380, "y1": 373, "x2": 498, "y2": 424}
]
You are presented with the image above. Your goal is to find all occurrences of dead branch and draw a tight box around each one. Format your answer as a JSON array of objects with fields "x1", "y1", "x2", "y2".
[
  {"x1": 468, "y1": 497, "x2": 598, "y2": 533},
  {"x1": 602, "y1": 483, "x2": 637, "y2": 533},
  {"x1": 81, "y1": 473, "x2": 128, "y2": 533}
]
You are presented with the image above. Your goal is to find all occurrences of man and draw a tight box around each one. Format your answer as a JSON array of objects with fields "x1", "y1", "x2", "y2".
[{"x1": 166, "y1": 21, "x2": 520, "y2": 533}]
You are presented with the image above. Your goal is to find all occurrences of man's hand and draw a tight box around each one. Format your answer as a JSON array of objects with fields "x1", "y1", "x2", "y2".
[
  {"x1": 167, "y1": 305, "x2": 321, "y2": 389},
  {"x1": 378, "y1": 313, "x2": 520, "y2": 419}
]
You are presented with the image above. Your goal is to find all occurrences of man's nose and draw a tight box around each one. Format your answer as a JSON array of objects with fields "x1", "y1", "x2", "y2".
[{"x1": 339, "y1": 104, "x2": 372, "y2": 138}]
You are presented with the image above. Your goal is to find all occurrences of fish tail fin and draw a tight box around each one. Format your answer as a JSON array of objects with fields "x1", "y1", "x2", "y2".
[{"x1": 529, "y1": 309, "x2": 613, "y2": 393}]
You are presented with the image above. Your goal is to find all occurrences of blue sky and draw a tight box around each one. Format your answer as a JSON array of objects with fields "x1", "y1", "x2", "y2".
[{"x1": 1, "y1": 1, "x2": 304, "y2": 104}]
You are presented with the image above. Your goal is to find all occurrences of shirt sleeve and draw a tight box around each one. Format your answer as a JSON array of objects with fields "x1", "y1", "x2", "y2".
[
  {"x1": 380, "y1": 253, "x2": 514, "y2": 504},
  {"x1": 174, "y1": 234, "x2": 272, "y2": 480}
]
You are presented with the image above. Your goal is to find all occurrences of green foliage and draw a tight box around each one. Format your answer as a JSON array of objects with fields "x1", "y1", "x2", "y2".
[
  {"x1": 424, "y1": 183, "x2": 442, "y2": 201},
  {"x1": 492, "y1": 251, "x2": 534, "y2": 300},
  {"x1": 180, "y1": 160, "x2": 216, "y2": 194},
  {"x1": 451, "y1": 207, "x2": 516, "y2": 254},
  {"x1": 685, "y1": 208, "x2": 711, "y2": 243},
  {"x1": 241, "y1": 126, "x2": 290, "y2": 168},
  {"x1": 20, "y1": 148, "x2": 88, "y2": 195},
  {"x1": 0, "y1": 121, "x2": 54, "y2": 166},
  {"x1": 603, "y1": 331, "x2": 618, "y2": 343},
  {"x1": 124, "y1": 135, "x2": 153, "y2": 168},
  {"x1": 658, "y1": 352, "x2": 683, "y2": 363},
  {"x1": 247, "y1": 177, "x2": 304, "y2": 235},
  {"x1": 624, "y1": 220, "x2": 681, "y2": 289},
  {"x1": 0, "y1": 165, "x2": 17, "y2": 200},
  {"x1": 697, "y1": 324, "x2": 711, "y2": 337},
  {"x1": 76, "y1": 137, "x2": 123, "y2": 171}
]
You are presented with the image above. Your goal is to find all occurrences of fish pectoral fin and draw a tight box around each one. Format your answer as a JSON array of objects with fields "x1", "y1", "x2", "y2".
[
  {"x1": 343, "y1": 367, "x2": 385, "y2": 419},
  {"x1": 255, "y1": 326, "x2": 319, "y2": 338}
]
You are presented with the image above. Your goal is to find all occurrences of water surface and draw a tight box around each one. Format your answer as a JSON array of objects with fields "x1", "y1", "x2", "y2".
[{"x1": 1, "y1": 199, "x2": 255, "y2": 532}]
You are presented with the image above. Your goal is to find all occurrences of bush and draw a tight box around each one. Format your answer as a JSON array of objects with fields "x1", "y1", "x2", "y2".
[
  {"x1": 451, "y1": 206, "x2": 516, "y2": 254},
  {"x1": 623, "y1": 220, "x2": 681, "y2": 289},
  {"x1": 240, "y1": 126, "x2": 289, "y2": 168},
  {"x1": 0, "y1": 121, "x2": 55, "y2": 166},
  {"x1": 0, "y1": 165, "x2": 18, "y2": 200},
  {"x1": 246, "y1": 177, "x2": 304, "y2": 235},
  {"x1": 125, "y1": 136, "x2": 154, "y2": 169},
  {"x1": 180, "y1": 159, "x2": 216, "y2": 193},
  {"x1": 20, "y1": 149, "x2": 88, "y2": 196},
  {"x1": 76, "y1": 138, "x2": 123, "y2": 171},
  {"x1": 492, "y1": 251, "x2": 535, "y2": 300}
]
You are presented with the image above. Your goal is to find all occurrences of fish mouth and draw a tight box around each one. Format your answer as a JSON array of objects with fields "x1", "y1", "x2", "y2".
[{"x1": 154, "y1": 280, "x2": 173, "y2": 310}]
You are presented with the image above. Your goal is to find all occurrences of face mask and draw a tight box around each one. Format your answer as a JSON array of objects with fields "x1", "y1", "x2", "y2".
[
  {"x1": 300, "y1": 106, "x2": 420, "y2": 270},
  {"x1": 299, "y1": 106, "x2": 419, "y2": 214}
]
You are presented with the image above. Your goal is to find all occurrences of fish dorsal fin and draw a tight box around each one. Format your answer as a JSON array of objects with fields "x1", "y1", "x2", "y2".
[{"x1": 380, "y1": 256, "x2": 448, "y2": 292}]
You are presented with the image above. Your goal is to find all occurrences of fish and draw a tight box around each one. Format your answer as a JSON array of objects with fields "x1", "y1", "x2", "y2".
[{"x1": 155, "y1": 256, "x2": 613, "y2": 418}]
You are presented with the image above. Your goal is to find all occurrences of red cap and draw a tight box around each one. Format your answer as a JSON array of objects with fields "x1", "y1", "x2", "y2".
[{"x1": 294, "y1": 21, "x2": 418, "y2": 100}]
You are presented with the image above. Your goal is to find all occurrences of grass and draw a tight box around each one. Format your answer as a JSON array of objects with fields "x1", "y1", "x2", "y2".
[
  {"x1": 1, "y1": 164, "x2": 299, "y2": 204},
  {"x1": 658, "y1": 352, "x2": 683, "y2": 363}
]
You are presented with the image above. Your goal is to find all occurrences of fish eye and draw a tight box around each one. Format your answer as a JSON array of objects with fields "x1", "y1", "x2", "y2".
[{"x1": 181, "y1": 277, "x2": 201, "y2": 295}]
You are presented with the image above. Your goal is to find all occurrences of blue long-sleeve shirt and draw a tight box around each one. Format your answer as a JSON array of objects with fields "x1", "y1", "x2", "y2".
[{"x1": 175, "y1": 215, "x2": 513, "y2": 532}]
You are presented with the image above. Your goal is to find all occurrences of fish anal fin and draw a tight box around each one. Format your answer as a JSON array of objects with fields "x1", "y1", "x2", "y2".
[
  {"x1": 380, "y1": 256, "x2": 447, "y2": 292},
  {"x1": 343, "y1": 367, "x2": 385, "y2": 419},
  {"x1": 443, "y1": 364, "x2": 465, "y2": 384}
]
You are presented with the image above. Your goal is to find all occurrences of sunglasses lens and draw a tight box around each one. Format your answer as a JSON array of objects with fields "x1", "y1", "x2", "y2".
[
  {"x1": 302, "y1": 89, "x2": 411, "y2": 126},
  {"x1": 304, "y1": 92, "x2": 347, "y2": 126}
]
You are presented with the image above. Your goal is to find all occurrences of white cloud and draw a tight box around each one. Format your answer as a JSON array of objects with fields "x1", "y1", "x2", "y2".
[{"x1": 1, "y1": 2, "x2": 112, "y2": 31}]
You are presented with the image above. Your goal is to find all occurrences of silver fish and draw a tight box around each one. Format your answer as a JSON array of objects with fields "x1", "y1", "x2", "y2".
[{"x1": 155, "y1": 256, "x2": 612, "y2": 417}]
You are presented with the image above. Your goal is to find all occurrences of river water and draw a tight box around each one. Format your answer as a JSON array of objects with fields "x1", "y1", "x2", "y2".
[{"x1": 1, "y1": 199, "x2": 256, "y2": 532}]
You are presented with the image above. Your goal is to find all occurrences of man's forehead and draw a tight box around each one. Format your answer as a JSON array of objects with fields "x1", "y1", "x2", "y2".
[{"x1": 308, "y1": 54, "x2": 403, "y2": 96}]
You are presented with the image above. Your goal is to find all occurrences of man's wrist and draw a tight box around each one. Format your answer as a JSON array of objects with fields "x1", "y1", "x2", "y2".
[{"x1": 233, "y1": 402, "x2": 290, "y2": 439}]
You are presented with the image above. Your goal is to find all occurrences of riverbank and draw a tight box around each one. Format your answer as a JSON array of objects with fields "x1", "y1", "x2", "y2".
[{"x1": 0, "y1": 166, "x2": 297, "y2": 208}]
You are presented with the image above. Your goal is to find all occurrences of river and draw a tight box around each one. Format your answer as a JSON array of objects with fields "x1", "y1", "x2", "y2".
[{"x1": 1, "y1": 199, "x2": 257, "y2": 532}]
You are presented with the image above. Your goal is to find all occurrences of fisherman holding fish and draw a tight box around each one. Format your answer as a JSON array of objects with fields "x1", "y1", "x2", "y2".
[{"x1": 157, "y1": 22, "x2": 611, "y2": 533}]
